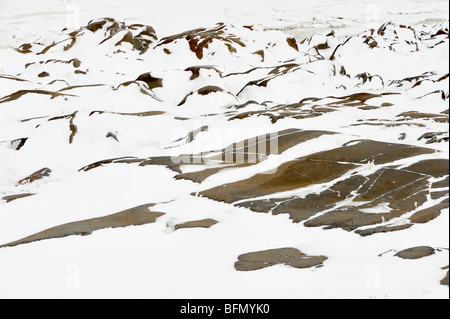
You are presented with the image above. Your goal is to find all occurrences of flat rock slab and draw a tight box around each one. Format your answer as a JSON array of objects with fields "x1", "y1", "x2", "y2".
[
  {"x1": 235, "y1": 248, "x2": 327, "y2": 271},
  {"x1": 174, "y1": 218, "x2": 218, "y2": 230},
  {"x1": 2, "y1": 193, "x2": 35, "y2": 203},
  {"x1": 201, "y1": 139, "x2": 448, "y2": 235},
  {"x1": 0, "y1": 204, "x2": 164, "y2": 249},
  {"x1": 394, "y1": 246, "x2": 436, "y2": 259}
]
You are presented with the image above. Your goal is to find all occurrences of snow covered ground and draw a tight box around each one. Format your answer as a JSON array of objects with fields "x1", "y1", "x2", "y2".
[{"x1": 0, "y1": 0, "x2": 449, "y2": 299}]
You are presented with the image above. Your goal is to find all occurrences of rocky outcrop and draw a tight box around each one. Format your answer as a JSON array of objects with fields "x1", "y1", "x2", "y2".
[
  {"x1": 0, "y1": 204, "x2": 164, "y2": 249},
  {"x1": 174, "y1": 219, "x2": 218, "y2": 231},
  {"x1": 235, "y1": 248, "x2": 327, "y2": 271}
]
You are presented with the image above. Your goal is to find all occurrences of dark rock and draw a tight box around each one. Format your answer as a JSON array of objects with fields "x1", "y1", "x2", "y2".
[
  {"x1": 106, "y1": 132, "x2": 119, "y2": 142},
  {"x1": 177, "y1": 86, "x2": 225, "y2": 106},
  {"x1": 156, "y1": 23, "x2": 244, "y2": 60},
  {"x1": 2, "y1": 193, "x2": 35, "y2": 203},
  {"x1": 0, "y1": 89, "x2": 75, "y2": 104},
  {"x1": 185, "y1": 66, "x2": 223, "y2": 80},
  {"x1": 286, "y1": 37, "x2": 299, "y2": 51},
  {"x1": 10, "y1": 137, "x2": 28, "y2": 150},
  {"x1": 17, "y1": 168, "x2": 52, "y2": 186},
  {"x1": 136, "y1": 73, "x2": 163, "y2": 89},
  {"x1": 38, "y1": 71, "x2": 50, "y2": 78},
  {"x1": 15, "y1": 43, "x2": 32, "y2": 54}
]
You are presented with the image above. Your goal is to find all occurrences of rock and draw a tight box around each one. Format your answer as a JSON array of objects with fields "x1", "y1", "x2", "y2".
[
  {"x1": 418, "y1": 132, "x2": 449, "y2": 144},
  {"x1": 175, "y1": 129, "x2": 335, "y2": 183},
  {"x1": 404, "y1": 159, "x2": 449, "y2": 178},
  {"x1": 441, "y1": 267, "x2": 449, "y2": 286},
  {"x1": 10, "y1": 137, "x2": 28, "y2": 150},
  {"x1": 38, "y1": 71, "x2": 50, "y2": 78},
  {"x1": 15, "y1": 43, "x2": 32, "y2": 54},
  {"x1": 155, "y1": 23, "x2": 245, "y2": 60},
  {"x1": 409, "y1": 200, "x2": 448, "y2": 224},
  {"x1": 0, "y1": 204, "x2": 164, "y2": 249},
  {"x1": 394, "y1": 246, "x2": 436, "y2": 259},
  {"x1": 175, "y1": 163, "x2": 253, "y2": 183},
  {"x1": 138, "y1": 156, "x2": 183, "y2": 173},
  {"x1": 2, "y1": 193, "x2": 35, "y2": 203},
  {"x1": 17, "y1": 168, "x2": 52, "y2": 186},
  {"x1": 0, "y1": 89, "x2": 75, "y2": 104},
  {"x1": 286, "y1": 37, "x2": 299, "y2": 51},
  {"x1": 178, "y1": 86, "x2": 225, "y2": 106},
  {"x1": 136, "y1": 73, "x2": 163, "y2": 89},
  {"x1": 235, "y1": 248, "x2": 327, "y2": 271},
  {"x1": 201, "y1": 140, "x2": 434, "y2": 203},
  {"x1": 174, "y1": 219, "x2": 218, "y2": 230},
  {"x1": 355, "y1": 224, "x2": 413, "y2": 236},
  {"x1": 397, "y1": 111, "x2": 449, "y2": 123},
  {"x1": 106, "y1": 132, "x2": 119, "y2": 142},
  {"x1": 201, "y1": 139, "x2": 445, "y2": 234},
  {"x1": 185, "y1": 66, "x2": 223, "y2": 80},
  {"x1": 201, "y1": 159, "x2": 356, "y2": 203},
  {"x1": 78, "y1": 156, "x2": 144, "y2": 172}
]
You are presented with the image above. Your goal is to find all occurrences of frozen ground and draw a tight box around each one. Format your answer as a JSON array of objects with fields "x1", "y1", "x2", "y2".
[{"x1": 0, "y1": 0, "x2": 449, "y2": 299}]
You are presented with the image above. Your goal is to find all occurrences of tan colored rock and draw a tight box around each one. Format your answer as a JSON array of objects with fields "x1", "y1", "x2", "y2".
[
  {"x1": 2, "y1": 193, "x2": 35, "y2": 203},
  {"x1": 394, "y1": 246, "x2": 436, "y2": 259},
  {"x1": 0, "y1": 204, "x2": 164, "y2": 249},
  {"x1": 174, "y1": 219, "x2": 218, "y2": 230},
  {"x1": 235, "y1": 248, "x2": 327, "y2": 271}
]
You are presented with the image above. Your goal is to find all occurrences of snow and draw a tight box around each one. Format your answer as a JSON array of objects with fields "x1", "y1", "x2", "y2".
[{"x1": 0, "y1": 0, "x2": 449, "y2": 299}]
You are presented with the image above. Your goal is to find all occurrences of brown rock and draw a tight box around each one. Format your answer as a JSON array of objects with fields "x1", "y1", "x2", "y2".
[
  {"x1": 2, "y1": 193, "x2": 35, "y2": 203},
  {"x1": 174, "y1": 219, "x2": 218, "y2": 230},
  {"x1": 0, "y1": 90, "x2": 75, "y2": 104},
  {"x1": 286, "y1": 37, "x2": 299, "y2": 51},
  {"x1": 235, "y1": 248, "x2": 327, "y2": 271},
  {"x1": 394, "y1": 246, "x2": 436, "y2": 259},
  {"x1": 136, "y1": 73, "x2": 163, "y2": 90},
  {"x1": 178, "y1": 86, "x2": 225, "y2": 106},
  {"x1": 0, "y1": 204, "x2": 164, "y2": 249},
  {"x1": 17, "y1": 168, "x2": 52, "y2": 186},
  {"x1": 201, "y1": 159, "x2": 356, "y2": 203},
  {"x1": 441, "y1": 268, "x2": 449, "y2": 286},
  {"x1": 156, "y1": 23, "x2": 244, "y2": 60},
  {"x1": 38, "y1": 71, "x2": 50, "y2": 78},
  {"x1": 410, "y1": 200, "x2": 448, "y2": 224},
  {"x1": 79, "y1": 156, "x2": 143, "y2": 172},
  {"x1": 355, "y1": 224, "x2": 413, "y2": 236},
  {"x1": 15, "y1": 43, "x2": 32, "y2": 54},
  {"x1": 305, "y1": 167, "x2": 430, "y2": 231},
  {"x1": 404, "y1": 159, "x2": 449, "y2": 178}
]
